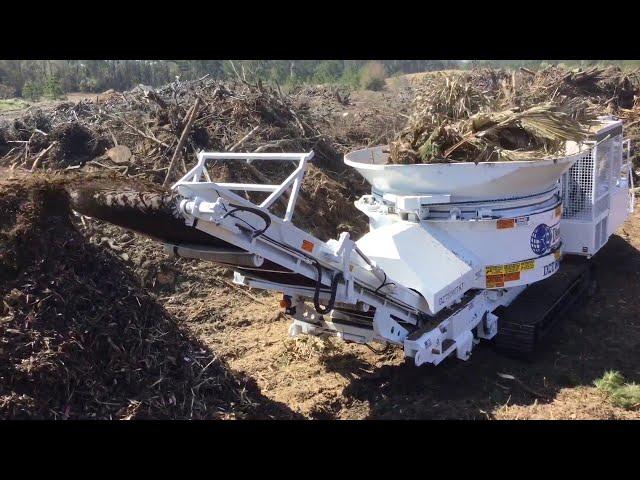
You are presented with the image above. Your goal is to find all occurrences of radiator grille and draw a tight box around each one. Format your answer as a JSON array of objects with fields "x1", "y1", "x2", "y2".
[
  {"x1": 562, "y1": 148, "x2": 594, "y2": 220},
  {"x1": 562, "y1": 134, "x2": 622, "y2": 221}
]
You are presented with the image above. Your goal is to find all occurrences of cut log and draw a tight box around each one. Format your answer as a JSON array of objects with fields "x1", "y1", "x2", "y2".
[{"x1": 106, "y1": 145, "x2": 132, "y2": 164}]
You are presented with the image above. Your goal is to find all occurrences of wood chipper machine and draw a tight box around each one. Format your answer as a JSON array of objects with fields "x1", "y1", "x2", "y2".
[{"x1": 73, "y1": 116, "x2": 635, "y2": 366}]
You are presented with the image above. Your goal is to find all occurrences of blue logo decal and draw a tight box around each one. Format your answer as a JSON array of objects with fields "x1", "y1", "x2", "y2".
[{"x1": 530, "y1": 223, "x2": 552, "y2": 255}]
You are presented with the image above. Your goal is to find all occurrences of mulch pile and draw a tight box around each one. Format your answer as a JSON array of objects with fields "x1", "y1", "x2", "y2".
[{"x1": 0, "y1": 175, "x2": 286, "y2": 419}]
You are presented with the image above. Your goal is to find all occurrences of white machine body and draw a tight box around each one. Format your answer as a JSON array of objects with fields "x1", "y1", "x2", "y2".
[{"x1": 168, "y1": 117, "x2": 633, "y2": 366}]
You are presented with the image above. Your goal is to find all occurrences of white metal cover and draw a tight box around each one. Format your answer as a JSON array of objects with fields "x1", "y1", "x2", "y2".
[
  {"x1": 344, "y1": 145, "x2": 582, "y2": 201},
  {"x1": 356, "y1": 221, "x2": 480, "y2": 312}
]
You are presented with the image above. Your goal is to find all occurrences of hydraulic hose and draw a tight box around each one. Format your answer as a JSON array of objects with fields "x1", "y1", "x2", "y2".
[
  {"x1": 222, "y1": 202, "x2": 343, "y2": 314},
  {"x1": 313, "y1": 262, "x2": 344, "y2": 315},
  {"x1": 223, "y1": 203, "x2": 272, "y2": 238}
]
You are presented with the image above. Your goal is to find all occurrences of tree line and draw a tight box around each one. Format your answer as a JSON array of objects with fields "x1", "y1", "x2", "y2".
[{"x1": 1, "y1": 60, "x2": 637, "y2": 101}]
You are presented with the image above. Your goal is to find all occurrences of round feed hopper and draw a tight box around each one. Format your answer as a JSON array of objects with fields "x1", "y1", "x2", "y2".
[{"x1": 344, "y1": 146, "x2": 584, "y2": 202}]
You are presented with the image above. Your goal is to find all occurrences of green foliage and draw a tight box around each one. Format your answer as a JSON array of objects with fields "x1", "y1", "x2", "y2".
[
  {"x1": 267, "y1": 62, "x2": 290, "y2": 85},
  {"x1": 340, "y1": 65, "x2": 361, "y2": 88},
  {"x1": 312, "y1": 60, "x2": 343, "y2": 84},
  {"x1": 359, "y1": 62, "x2": 386, "y2": 91},
  {"x1": 0, "y1": 83, "x2": 15, "y2": 99},
  {"x1": 0, "y1": 98, "x2": 29, "y2": 111},
  {"x1": 22, "y1": 80, "x2": 43, "y2": 102},
  {"x1": 594, "y1": 371, "x2": 640, "y2": 410},
  {"x1": 79, "y1": 77, "x2": 98, "y2": 93},
  {"x1": 44, "y1": 76, "x2": 64, "y2": 100},
  {"x1": 0, "y1": 60, "x2": 638, "y2": 97}
]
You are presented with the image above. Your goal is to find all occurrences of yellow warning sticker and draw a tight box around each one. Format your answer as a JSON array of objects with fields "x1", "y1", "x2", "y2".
[
  {"x1": 486, "y1": 265, "x2": 505, "y2": 275},
  {"x1": 504, "y1": 263, "x2": 521, "y2": 274},
  {"x1": 485, "y1": 260, "x2": 534, "y2": 276},
  {"x1": 519, "y1": 260, "x2": 535, "y2": 271}
]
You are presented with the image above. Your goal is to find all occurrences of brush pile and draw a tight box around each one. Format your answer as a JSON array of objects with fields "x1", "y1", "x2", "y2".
[
  {"x1": 389, "y1": 66, "x2": 640, "y2": 164},
  {"x1": 0, "y1": 78, "x2": 372, "y2": 239},
  {"x1": 0, "y1": 175, "x2": 284, "y2": 419},
  {"x1": 0, "y1": 79, "x2": 340, "y2": 175}
]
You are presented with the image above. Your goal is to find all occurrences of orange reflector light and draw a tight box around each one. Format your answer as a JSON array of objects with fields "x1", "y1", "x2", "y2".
[
  {"x1": 279, "y1": 296, "x2": 292, "y2": 309},
  {"x1": 497, "y1": 219, "x2": 514, "y2": 229}
]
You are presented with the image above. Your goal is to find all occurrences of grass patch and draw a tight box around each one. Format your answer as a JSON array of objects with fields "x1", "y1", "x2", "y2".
[
  {"x1": 0, "y1": 98, "x2": 30, "y2": 111},
  {"x1": 594, "y1": 371, "x2": 640, "y2": 410}
]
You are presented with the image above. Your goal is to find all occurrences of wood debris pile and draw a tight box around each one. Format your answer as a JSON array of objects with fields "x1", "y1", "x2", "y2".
[
  {"x1": 0, "y1": 78, "x2": 374, "y2": 239},
  {"x1": 388, "y1": 66, "x2": 640, "y2": 165}
]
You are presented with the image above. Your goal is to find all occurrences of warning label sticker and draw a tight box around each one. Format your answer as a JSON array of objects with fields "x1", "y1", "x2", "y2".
[
  {"x1": 497, "y1": 219, "x2": 514, "y2": 229},
  {"x1": 486, "y1": 270, "x2": 521, "y2": 288},
  {"x1": 486, "y1": 274, "x2": 504, "y2": 283},
  {"x1": 485, "y1": 260, "x2": 535, "y2": 276},
  {"x1": 301, "y1": 240, "x2": 314, "y2": 252},
  {"x1": 497, "y1": 216, "x2": 530, "y2": 229},
  {"x1": 504, "y1": 271, "x2": 521, "y2": 281}
]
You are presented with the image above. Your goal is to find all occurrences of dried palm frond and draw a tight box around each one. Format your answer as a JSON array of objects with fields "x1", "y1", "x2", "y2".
[
  {"x1": 387, "y1": 66, "x2": 637, "y2": 165},
  {"x1": 476, "y1": 104, "x2": 588, "y2": 143},
  {"x1": 390, "y1": 103, "x2": 593, "y2": 164}
]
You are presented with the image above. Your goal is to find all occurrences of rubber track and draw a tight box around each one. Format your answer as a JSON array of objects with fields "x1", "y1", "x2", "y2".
[{"x1": 494, "y1": 257, "x2": 592, "y2": 357}]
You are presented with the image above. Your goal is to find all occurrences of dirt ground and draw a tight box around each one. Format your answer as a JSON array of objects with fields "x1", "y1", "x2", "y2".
[
  {"x1": 1, "y1": 76, "x2": 639, "y2": 419},
  {"x1": 195, "y1": 219, "x2": 640, "y2": 420},
  {"x1": 42, "y1": 193, "x2": 635, "y2": 420}
]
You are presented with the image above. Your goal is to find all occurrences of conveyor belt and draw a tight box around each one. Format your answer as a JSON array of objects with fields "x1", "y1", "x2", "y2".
[{"x1": 494, "y1": 256, "x2": 592, "y2": 357}]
